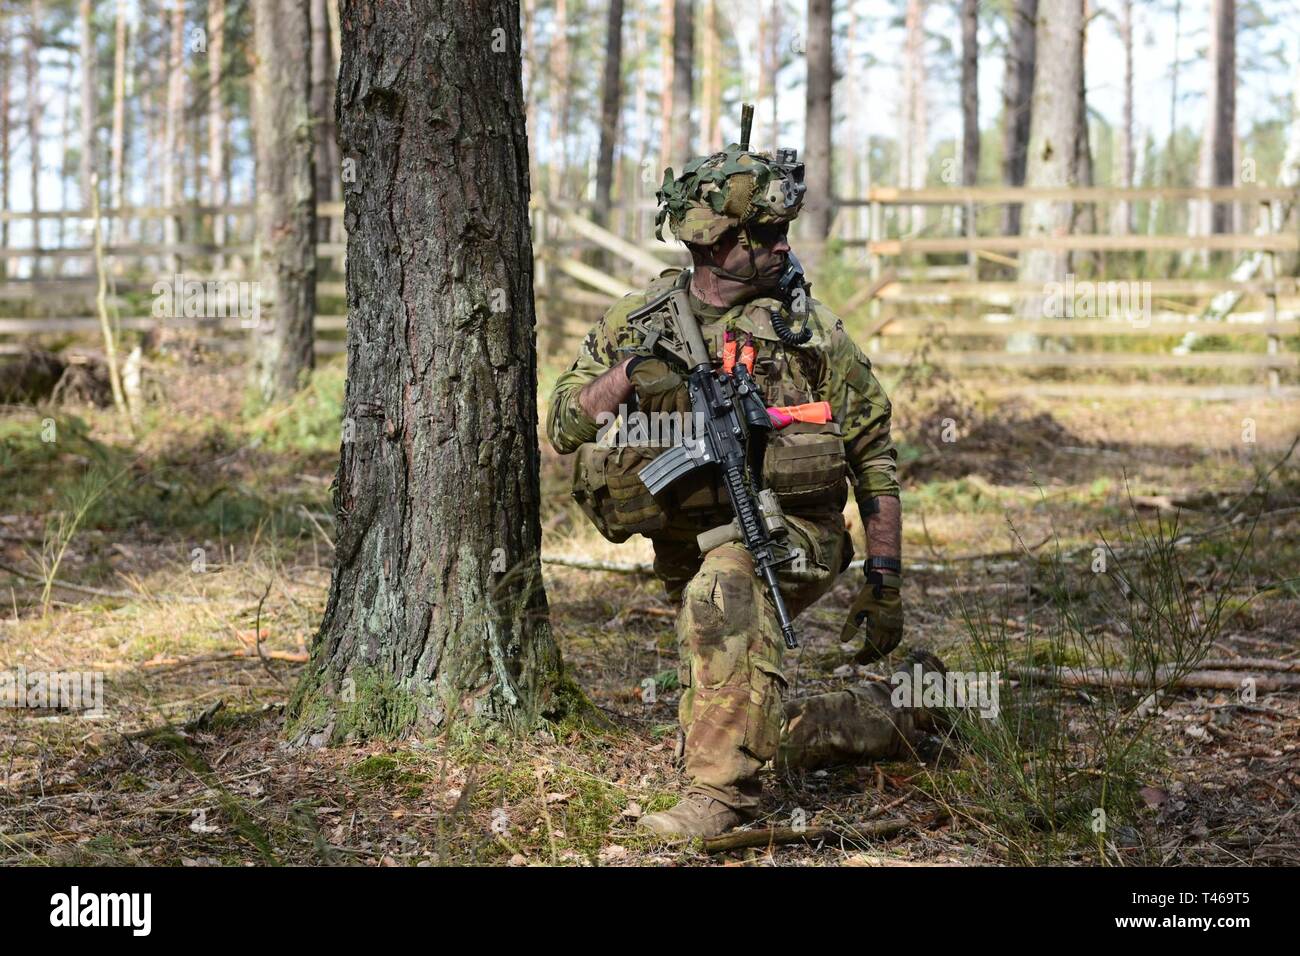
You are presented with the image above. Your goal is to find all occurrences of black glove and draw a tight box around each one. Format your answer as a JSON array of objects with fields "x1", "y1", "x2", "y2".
[{"x1": 841, "y1": 567, "x2": 903, "y2": 664}]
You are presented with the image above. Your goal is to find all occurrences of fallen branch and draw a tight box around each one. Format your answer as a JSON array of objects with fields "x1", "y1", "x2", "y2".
[
  {"x1": 1197, "y1": 657, "x2": 1300, "y2": 674},
  {"x1": 141, "y1": 649, "x2": 309, "y2": 669},
  {"x1": 703, "y1": 815, "x2": 936, "y2": 854},
  {"x1": 1006, "y1": 665, "x2": 1300, "y2": 694}
]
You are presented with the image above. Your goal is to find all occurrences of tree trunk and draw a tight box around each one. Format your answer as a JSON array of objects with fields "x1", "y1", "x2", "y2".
[
  {"x1": 960, "y1": 0, "x2": 978, "y2": 187},
  {"x1": 109, "y1": 0, "x2": 127, "y2": 243},
  {"x1": 900, "y1": 0, "x2": 928, "y2": 232},
  {"x1": 290, "y1": 0, "x2": 560, "y2": 741},
  {"x1": 249, "y1": 0, "x2": 316, "y2": 403},
  {"x1": 26, "y1": 0, "x2": 41, "y2": 275},
  {"x1": 700, "y1": 0, "x2": 719, "y2": 153},
  {"x1": 669, "y1": 0, "x2": 694, "y2": 165},
  {"x1": 1000, "y1": 0, "x2": 1037, "y2": 235},
  {"x1": 659, "y1": 0, "x2": 673, "y2": 171},
  {"x1": 79, "y1": 0, "x2": 95, "y2": 211},
  {"x1": 58, "y1": 55, "x2": 73, "y2": 257},
  {"x1": 1017, "y1": 0, "x2": 1083, "y2": 315},
  {"x1": 208, "y1": 0, "x2": 226, "y2": 265},
  {"x1": 594, "y1": 0, "x2": 624, "y2": 228},
  {"x1": 1111, "y1": 0, "x2": 1133, "y2": 235},
  {"x1": 310, "y1": 0, "x2": 337, "y2": 242},
  {"x1": 523, "y1": 0, "x2": 540, "y2": 192},
  {"x1": 1071, "y1": 3, "x2": 1095, "y2": 254},
  {"x1": 766, "y1": 0, "x2": 781, "y2": 150},
  {"x1": 553, "y1": 0, "x2": 570, "y2": 193},
  {"x1": 2, "y1": 14, "x2": 11, "y2": 277},
  {"x1": 164, "y1": 0, "x2": 185, "y2": 268},
  {"x1": 803, "y1": 0, "x2": 833, "y2": 240},
  {"x1": 1195, "y1": 0, "x2": 1236, "y2": 238}
]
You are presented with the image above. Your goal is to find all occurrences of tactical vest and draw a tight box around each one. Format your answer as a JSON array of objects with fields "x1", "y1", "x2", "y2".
[{"x1": 572, "y1": 275, "x2": 849, "y2": 545}]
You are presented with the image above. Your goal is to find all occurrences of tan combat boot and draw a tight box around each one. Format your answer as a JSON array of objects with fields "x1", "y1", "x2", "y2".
[{"x1": 638, "y1": 793, "x2": 743, "y2": 839}]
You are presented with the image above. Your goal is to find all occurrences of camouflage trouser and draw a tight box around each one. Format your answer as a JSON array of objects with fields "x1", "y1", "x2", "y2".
[{"x1": 653, "y1": 513, "x2": 931, "y2": 814}]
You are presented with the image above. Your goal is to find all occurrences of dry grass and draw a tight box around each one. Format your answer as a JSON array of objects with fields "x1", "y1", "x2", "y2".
[{"x1": 1, "y1": 352, "x2": 1297, "y2": 866}]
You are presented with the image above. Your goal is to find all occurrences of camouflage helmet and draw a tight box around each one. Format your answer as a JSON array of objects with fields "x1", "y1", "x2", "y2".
[{"x1": 654, "y1": 142, "x2": 806, "y2": 244}]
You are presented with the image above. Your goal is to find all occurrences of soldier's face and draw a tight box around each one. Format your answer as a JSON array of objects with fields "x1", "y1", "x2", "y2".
[{"x1": 716, "y1": 223, "x2": 790, "y2": 282}]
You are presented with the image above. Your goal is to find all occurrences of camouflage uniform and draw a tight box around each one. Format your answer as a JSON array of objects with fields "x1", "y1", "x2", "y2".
[{"x1": 548, "y1": 276, "x2": 915, "y2": 815}]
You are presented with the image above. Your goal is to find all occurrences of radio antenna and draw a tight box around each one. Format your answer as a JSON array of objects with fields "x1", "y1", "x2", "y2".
[{"x1": 739, "y1": 103, "x2": 754, "y2": 151}]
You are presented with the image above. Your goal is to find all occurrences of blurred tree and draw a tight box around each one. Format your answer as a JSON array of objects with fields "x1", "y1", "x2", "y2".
[
  {"x1": 1195, "y1": 0, "x2": 1236, "y2": 238},
  {"x1": 249, "y1": 0, "x2": 316, "y2": 402},
  {"x1": 900, "y1": 0, "x2": 928, "y2": 232},
  {"x1": 78, "y1": 0, "x2": 93, "y2": 209},
  {"x1": 1112, "y1": 0, "x2": 1134, "y2": 235},
  {"x1": 307, "y1": 0, "x2": 335, "y2": 234},
  {"x1": 1018, "y1": 0, "x2": 1083, "y2": 314},
  {"x1": 1, "y1": 13, "x2": 9, "y2": 275},
  {"x1": 803, "y1": 0, "x2": 832, "y2": 239},
  {"x1": 208, "y1": 0, "x2": 227, "y2": 265},
  {"x1": 961, "y1": 0, "x2": 978, "y2": 189},
  {"x1": 27, "y1": 0, "x2": 41, "y2": 273},
  {"x1": 594, "y1": 0, "x2": 624, "y2": 226},
  {"x1": 1000, "y1": 0, "x2": 1037, "y2": 235},
  {"x1": 669, "y1": 0, "x2": 694, "y2": 164},
  {"x1": 163, "y1": 0, "x2": 183, "y2": 270}
]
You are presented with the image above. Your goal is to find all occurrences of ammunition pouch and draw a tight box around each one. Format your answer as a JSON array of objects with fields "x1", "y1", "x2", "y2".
[
  {"x1": 761, "y1": 420, "x2": 848, "y2": 511},
  {"x1": 571, "y1": 443, "x2": 670, "y2": 542}
]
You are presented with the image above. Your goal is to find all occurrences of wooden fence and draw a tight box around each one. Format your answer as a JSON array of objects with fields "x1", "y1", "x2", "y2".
[{"x1": 2, "y1": 186, "x2": 1297, "y2": 399}]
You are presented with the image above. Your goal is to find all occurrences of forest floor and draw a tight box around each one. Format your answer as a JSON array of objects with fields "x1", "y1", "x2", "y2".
[{"x1": 1, "y1": 350, "x2": 1297, "y2": 866}]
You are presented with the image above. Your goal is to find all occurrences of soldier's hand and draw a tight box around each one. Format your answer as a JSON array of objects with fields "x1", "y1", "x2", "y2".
[
  {"x1": 841, "y1": 569, "x2": 903, "y2": 664},
  {"x1": 626, "y1": 356, "x2": 691, "y2": 416}
]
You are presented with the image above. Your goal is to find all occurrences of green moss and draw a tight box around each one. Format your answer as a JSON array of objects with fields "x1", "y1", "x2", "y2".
[
  {"x1": 348, "y1": 753, "x2": 429, "y2": 797},
  {"x1": 286, "y1": 663, "x2": 426, "y2": 745}
]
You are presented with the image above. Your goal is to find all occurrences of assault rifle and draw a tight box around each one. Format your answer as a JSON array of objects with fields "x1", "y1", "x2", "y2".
[{"x1": 625, "y1": 269, "x2": 806, "y2": 648}]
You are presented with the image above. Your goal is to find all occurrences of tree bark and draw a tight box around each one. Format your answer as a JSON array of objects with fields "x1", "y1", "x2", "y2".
[
  {"x1": 78, "y1": 0, "x2": 95, "y2": 211},
  {"x1": 208, "y1": 0, "x2": 226, "y2": 264},
  {"x1": 249, "y1": 0, "x2": 316, "y2": 403},
  {"x1": 669, "y1": 0, "x2": 694, "y2": 165},
  {"x1": 1017, "y1": 0, "x2": 1083, "y2": 315},
  {"x1": 1000, "y1": 0, "x2": 1037, "y2": 235},
  {"x1": 803, "y1": 0, "x2": 833, "y2": 240},
  {"x1": 290, "y1": 0, "x2": 560, "y2": 740},
  {"x1": 594, "y1": 0, "x2": 624, "y2": 228}
]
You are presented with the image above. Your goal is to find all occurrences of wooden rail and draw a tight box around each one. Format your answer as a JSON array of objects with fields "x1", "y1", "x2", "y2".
[{"x1": 1, "y1": 186, "x2": 1295, "y2": 399}]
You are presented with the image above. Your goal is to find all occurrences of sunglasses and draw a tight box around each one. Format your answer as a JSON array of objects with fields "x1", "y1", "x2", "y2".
[{"x1": 740, "y1": 222, "x2": 790, "y2": 248}]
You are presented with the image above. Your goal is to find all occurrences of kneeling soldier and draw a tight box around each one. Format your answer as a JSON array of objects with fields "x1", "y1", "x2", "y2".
[{"x1": 547, "y1": 117, "x2": 939, "y2": 838}]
